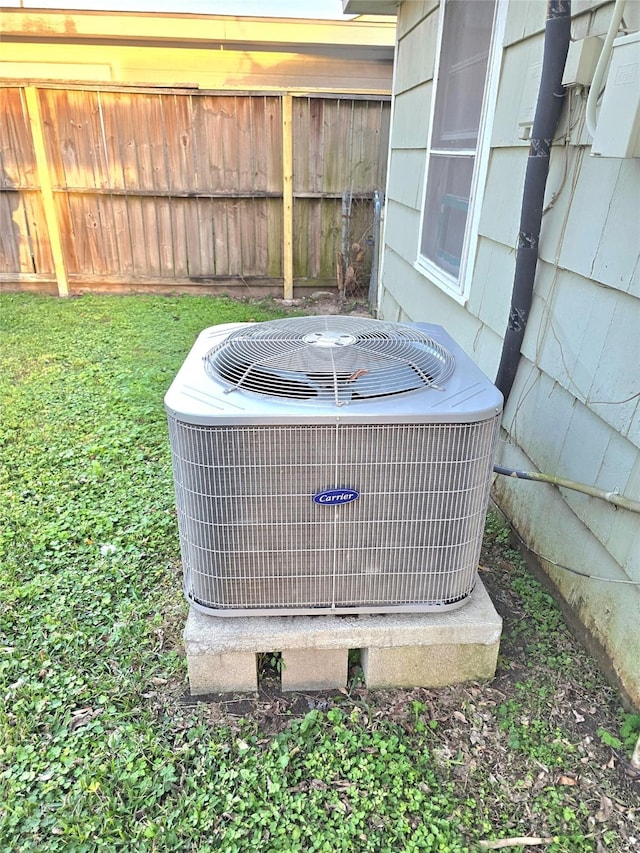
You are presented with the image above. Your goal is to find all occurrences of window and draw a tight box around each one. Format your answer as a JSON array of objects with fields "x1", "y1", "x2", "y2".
[{"x1": 418, "y1": 0, "x2": 503, "y2": 301}]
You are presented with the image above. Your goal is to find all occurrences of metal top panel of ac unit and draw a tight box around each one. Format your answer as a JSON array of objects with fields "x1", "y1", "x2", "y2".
[{"x1": 164, "y1": 317, "x2": 503, "y2": 425}]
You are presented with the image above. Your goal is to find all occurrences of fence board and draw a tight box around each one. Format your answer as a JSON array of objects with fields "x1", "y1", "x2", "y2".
[
  {"x1": 237, "y1": 96, "x2": 254, "y2": 192},
  {"x1": 84, "y1": 193, "x2": 106, "y2": 275},
  {"x1": 94, "y1": 193, "x2": 118, "y2": 275},
  {"x1": 292, "y1": 198, "x2": 308, "y2": 279},
  {"x1": 225, "y1": 197, "x2": 242, "y2": 276},
  {"x1": 251, "y1": 197, "x2": 280, "y2": 279},
  {"x1": 193, "y1": 96, "x2": 216, "y2": 191},
  {"x1": 118, "y1": 92, "x2": 144, "y2": 191},
  {"x1": 325, "y1": 99, "x2": 352, "y2": 193},
  {"x1": 99, "y1": 92, "x2": 128, "y2": 190},
  {"x1": 142, "y1": 197, "x2": 162, "y2": 276},
  {"x1": 130, "y1": 95, "x2": 159, "y2": 192},
  {"x1": 371, "y1": 99, "x2": 390, "y2": 188},
  {"x1": 210, "y1": 198, "x2": 228, "y2": 275},
  {"x1": 293, "y1": 97, "x2": 323, "y2": 195},
  {"x1": 221, "y1": 96, "x2": 241, "y2": 193},
  {"x1": 0, "y1": 192, "x2": 22, "y2": 271},
  {"x1": 156, "y1": 196, "x2": 174, "y2": 276},
  {"x1": 256, "y1": 96, "x2": 283, "y2": 192},
  {"x1": 170, "y1": 200, "x2": 188, "y2": 278},
  {"x1": 53, "y1": 192, "x2": 78, "y2": 273},
  {"x1": 192, "y1": 96, "x2": 216, "y2": 192},
  {"x1": 42, "y1": 89, "x2": 92, "y2": 188},
  {"x1": 165, "y1": 92, "x2": 194, "y2": 194},
  {"x1": 322, "y1": 200, "x2": 342, "y2": 280},
  {"x1": 266, "y1": 197, "x2": 282, "y2": 278},
  {"x1": 65, "y1": 194, "x2": 89, "y2": 273},
  {"x1": 142, "y1": 96, "x2": 166, "y2": 191},
  {"x1": 187, "y1": 203, "x2": 201, "y2": 276},
  {"x1": 128, "y1": 197, "x2": 150, "y2": 276},
  {"x1": 111, "y1": 194, "x2": 134, "y2": 276},
  {"x1": 0, "y1": 88, "x2": 36, "y2": 187}
]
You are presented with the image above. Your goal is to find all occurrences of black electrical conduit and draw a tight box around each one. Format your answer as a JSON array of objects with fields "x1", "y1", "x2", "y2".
[
  {"x1": 494, "y1": 0, "x2": 571, "y2": 402},
  {"x1": 490, "y1": 4, "x2": 640, "y2": 518},
  {"x1": 493, "y1": 465, "x2": 640, "y2": 514}
]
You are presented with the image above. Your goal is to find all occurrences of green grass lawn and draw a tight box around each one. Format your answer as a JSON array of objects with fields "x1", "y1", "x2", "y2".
[{"x1": 0, "y1": 293, "x2": 637, "y2": 853}]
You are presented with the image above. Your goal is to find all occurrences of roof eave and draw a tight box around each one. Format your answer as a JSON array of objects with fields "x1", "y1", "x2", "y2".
[{"x1": 343, "y1": 1, "x2": 398, "y2": 15}]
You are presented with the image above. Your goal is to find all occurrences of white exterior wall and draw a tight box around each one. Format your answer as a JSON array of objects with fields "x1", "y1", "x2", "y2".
[{"x1": 379, "y1": 0, "x2": 640, "y2": 705}]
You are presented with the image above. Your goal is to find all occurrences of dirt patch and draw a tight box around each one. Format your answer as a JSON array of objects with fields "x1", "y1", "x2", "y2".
[{"x1": 272, "y1": 291, "x2": 373, "y2": 318}]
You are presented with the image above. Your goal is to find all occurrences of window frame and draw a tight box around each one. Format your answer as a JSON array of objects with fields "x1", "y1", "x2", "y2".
[{"x1": 415, "y1": 0, "x2": 507, "y2": 305}]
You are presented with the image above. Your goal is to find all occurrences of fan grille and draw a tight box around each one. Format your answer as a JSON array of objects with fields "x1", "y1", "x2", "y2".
[{"x1": 204, "y1": 316, "x2": 455, "y2": 405}]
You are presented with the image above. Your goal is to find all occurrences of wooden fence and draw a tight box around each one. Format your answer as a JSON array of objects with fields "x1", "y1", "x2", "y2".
[{"x1": 0, "y1": 84, "x2": 390, "y2": 298}]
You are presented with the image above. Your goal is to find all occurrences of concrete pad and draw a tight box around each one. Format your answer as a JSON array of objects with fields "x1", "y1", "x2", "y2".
[
  {"x1": 184, "y1": 580, "x2": 501, "y2": 652},
  {"x1": 183, "y1": 577, "x2": 502, "y2": 693},
  {"x1": 281, "y1": 648, "x2": 348, "y2": 692},
  {"x1": 187, "y1": 650, "x2": 257, "y2": 696},
  {"x1": 361, "y1": 641, "x2": 500, "y2": 689}
]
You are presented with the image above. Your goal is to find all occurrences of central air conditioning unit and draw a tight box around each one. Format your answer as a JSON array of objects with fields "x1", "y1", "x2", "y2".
[{"x1": 165, "y1": 316, "x2": 502, "y2": 617}]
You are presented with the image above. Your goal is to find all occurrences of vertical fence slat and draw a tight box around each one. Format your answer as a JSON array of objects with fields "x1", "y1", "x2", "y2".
[
  {"x1": 282, "y1": 93, "x2": 294, "y2": 300},
  {"x1": 1, "y1": 88, "x2": 35, "y2": 187},
  {"x1": 23, "y1": 86, "x2": 69, "y2": 296},
  {"x1": 0, "y1": 192, "x2": 22, "y2": 271}
]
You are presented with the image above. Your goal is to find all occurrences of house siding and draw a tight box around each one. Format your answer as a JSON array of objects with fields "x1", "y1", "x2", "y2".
[{"x1": 379, "y1": 0, "x2": 640, "y2": 705}]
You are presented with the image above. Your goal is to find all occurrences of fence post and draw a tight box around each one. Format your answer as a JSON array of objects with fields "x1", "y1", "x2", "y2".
[
  {"x1": 24, "y1": 86, "x2": 69, "y2": 297},
  {"x1": 282, "y1": 93, "x2": 294, "y2": 300}
]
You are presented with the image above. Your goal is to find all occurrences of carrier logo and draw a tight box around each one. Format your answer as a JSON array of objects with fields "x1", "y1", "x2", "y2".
[{"x1": 313, "y1": 488, "x2": 359, "y2": 506}]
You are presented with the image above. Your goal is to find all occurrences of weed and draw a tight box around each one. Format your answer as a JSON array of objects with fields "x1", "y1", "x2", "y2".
[
  {"x1": 258, "y1": 652, "x2": 285, "y2": 678},
  {"x1": 598, "y1": 711, "x2": 640, "y2": 755}
]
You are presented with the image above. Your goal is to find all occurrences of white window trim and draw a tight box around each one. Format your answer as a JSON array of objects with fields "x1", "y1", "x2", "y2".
[{"x1": 415, "y1": 0, "x2": 507, "y2": 306}]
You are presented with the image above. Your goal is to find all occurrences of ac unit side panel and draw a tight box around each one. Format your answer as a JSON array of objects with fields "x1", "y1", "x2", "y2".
[{"x1": 168, "y1": 417, "x2": 501, "y2": 615}]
